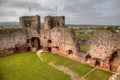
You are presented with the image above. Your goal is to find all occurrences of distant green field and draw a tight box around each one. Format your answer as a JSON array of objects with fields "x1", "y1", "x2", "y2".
[
  {"x1": 0, "y1": 52, "x2": 112, "y2": 80},
  {"x1": 0, "y1": 26, "x2": 19, "y2": 29},
  {"x1": 76, "y1": 33, "x2": 90, "y2": 40}
]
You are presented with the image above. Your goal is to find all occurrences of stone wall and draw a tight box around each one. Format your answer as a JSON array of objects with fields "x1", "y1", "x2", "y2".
[
  {"x1": 109, "y1": 65, "x2": 120, "y2": 80},
  {"x1": 40, "y1": 27, "x2": 80, "y2": 58},
  {"x1": 86, "y1": 30, "x2": 120, "y2": 72},
  {"x1": 0, "y1": 29, "x2": 27, "y2": 50},
  {"x1": 0, "y1": 29, "x2": 28, "y2": 56}
]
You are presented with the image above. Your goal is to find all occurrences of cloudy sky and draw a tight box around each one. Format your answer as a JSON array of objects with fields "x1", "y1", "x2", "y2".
[{"x1": 0, "y1": 0, "x2": 120, "y2": 25}]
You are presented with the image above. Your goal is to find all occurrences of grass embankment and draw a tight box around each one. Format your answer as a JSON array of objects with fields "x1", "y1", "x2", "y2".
[
  {"x1": 0, "y1": 52, "x2": 112, "y2": 80},
  {"x1": 76, "y1": 33, "x2": 90, "y2": 40}
]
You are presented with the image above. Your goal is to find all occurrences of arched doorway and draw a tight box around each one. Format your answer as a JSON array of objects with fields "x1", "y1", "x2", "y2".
[
  {"x1": 31, "y1": 37, "x2": 40, "y2": 50},
  {"x1": 48, "y1": 39, "x2": 52, "y2": 43}
]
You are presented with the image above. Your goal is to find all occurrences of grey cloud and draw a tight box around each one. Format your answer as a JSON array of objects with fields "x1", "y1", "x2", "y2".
[
  {"x1": 0, "y1": 0, "x2": 52, "y2": 12},
  {"x1": 0, "y1": 0, "x2": 120, "y2": 25},
  {"x1": 62, "y1": 2, "x2": 102, "y2": 18},
  {"x1": 0, "y1": 11, "x2": 17, "y2": 16}
]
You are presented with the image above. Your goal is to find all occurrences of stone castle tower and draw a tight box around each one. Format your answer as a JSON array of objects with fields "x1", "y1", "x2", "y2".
[
  {"x1": 44, "y1": 16, "x2": 65, "y2": 29},
  {"x1": 20, "y1": 15, "x2": 40, "y2": 29}
]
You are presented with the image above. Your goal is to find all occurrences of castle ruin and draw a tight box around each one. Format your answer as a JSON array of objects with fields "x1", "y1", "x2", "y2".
[
  {"x1": 0, "y1": 15, "x2": 79, "y2": 59},
  {"x1": 0, "y1": 15, "x2": 120, "y2": 73},
  {"x1": 86, "y1": 30, "x2": 120, "y2": 72}
]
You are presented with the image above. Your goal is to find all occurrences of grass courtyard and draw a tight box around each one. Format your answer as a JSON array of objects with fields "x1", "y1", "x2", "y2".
[{"x1": 0, "y1": 52, "x2": 112, "y2": 80}]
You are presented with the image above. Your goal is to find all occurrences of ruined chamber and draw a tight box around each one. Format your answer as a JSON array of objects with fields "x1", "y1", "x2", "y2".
[{"x1": 86, "y1": 30, "x2": 120, "y2": 72}]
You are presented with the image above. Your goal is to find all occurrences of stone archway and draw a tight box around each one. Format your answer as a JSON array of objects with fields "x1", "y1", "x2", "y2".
[{"x1": 31, "y1": 37, "x2": 40, "y2": 50}]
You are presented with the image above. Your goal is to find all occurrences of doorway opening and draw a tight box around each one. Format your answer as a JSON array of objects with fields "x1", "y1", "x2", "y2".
[
  {"x1": 48, "y1": 47, "x2": 51, "y2": 52},
  {"x1": 48, "y1": 40, "x2": 52, "y2": 43},
  {"x1": 95, "y1": 59, "x2": 100, "y2": 66},
  {"x1": 31, "y1": 37, "x2": 40, "y2": 50}
]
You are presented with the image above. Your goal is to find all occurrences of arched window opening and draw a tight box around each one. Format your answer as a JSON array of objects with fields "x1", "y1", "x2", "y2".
[
  {"x1": 68, "y1": 50, "x2": 73, "y2": 55},
  {"x1": 48, "y1": 40, "x2": 52, "y2": 43}
]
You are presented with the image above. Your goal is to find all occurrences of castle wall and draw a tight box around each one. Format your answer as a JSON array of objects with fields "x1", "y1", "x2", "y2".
[
  {"x1": 0, "y1": 15, "x2": 80, "y2": 62},
  {"x1": 0, "y1": 29, "x2": 28, "y2": 56},
  {"x1": 0, "y1": 29, "x2": 27, "y2": 50},
  {"x1": 40, "y1": 27, "x2": 79, "y2": 58},
  {"x1": 88, "y1": 30, "x2": 120, "y2": 60},
  {"x1": 87, "y1": 30, "x2": 120, "y2": 72}
]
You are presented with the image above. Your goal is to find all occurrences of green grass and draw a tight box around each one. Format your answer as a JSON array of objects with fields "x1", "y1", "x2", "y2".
[
  {"x1": 0, "y1": 52, "x2": 71, "y2": 80},
  {"x1": 86, "y1": 69, "x2": 112, "y2": 80},
  {"x1": 0, "y1": 52, "x2": 112, "y2": 80},
  {"x1": 80, "y1": 44, "x2": 89, "y2": 53},
  {"x1": 42, "y1": 52, "x2": 93, "y2": 77}
]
